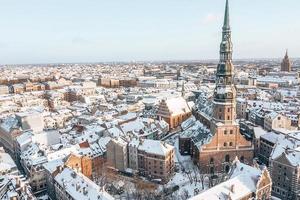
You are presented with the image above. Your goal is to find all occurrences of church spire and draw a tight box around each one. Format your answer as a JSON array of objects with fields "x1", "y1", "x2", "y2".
[
  {"x1": 213, "y1": 0, "x2": 236, "y2": 124},
  {"x1": 181, "y1": 81, "x2": 185, "y2": 97},
  {"x1": 219, "y1": 0, "x2": 233, "y2": 64},
  {"x1": 223, "y1": 0, "x2": 230, "y2": 30}
]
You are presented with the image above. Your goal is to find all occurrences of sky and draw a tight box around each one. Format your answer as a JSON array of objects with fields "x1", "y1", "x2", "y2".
[{"x1": 0, "y1": 0, "x2": 299, "y2": 64}]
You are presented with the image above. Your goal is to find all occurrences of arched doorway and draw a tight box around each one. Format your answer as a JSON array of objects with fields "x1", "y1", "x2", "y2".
[{"x1": 225, "y1": 165, "x2": 230, "y2": 173}]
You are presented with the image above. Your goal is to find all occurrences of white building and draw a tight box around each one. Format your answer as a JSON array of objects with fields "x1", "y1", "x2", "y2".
[{"x1": 15, "y1": 110, "x2": 44, "y2": 133}]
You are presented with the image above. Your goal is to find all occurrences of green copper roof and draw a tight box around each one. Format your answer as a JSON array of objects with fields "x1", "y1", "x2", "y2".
[{"x1": 223, "y1": 0, "x2": 230, "y2": 29}]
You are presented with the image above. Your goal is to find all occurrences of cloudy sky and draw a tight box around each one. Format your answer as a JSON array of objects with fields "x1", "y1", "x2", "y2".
[{"x1": 0, "y1": 0, "x2": 299, "y2": 64}]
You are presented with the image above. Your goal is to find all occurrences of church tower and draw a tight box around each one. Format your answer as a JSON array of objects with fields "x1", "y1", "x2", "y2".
[
  {"x1": 281, "y1": 50, "x2": 292, "y2": 72},
  {"x1": 197, "y1": 0, "x2": 254, "y2": 174},
  {"x1": 212, "y1": 0, "x2": 236, "y2": 124}
]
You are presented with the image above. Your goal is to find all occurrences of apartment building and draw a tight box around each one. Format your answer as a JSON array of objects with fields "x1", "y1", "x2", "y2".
[{"x1": 137, "y1": 139, "x2": 175, "y2": 183}]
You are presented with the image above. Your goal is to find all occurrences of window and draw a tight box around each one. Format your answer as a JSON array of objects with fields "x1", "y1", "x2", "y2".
[
  {"x1": 224, "y1": 130, "x2": 227, "y2": 135},
  {"x1": 225, "y1": 155, "x2": 230, "y2": 162},
  {"x1": 219, "y1": 78, "x2": 224, "y2": 84},
  {"x1": 230, "y1": 130, "x2": 233, "y2": 134},
  {"x1": 225, "y1": 165, "x2": 230, "y2": 173},
  {"x1": 210, "y1": 167, "x2": 214, "y2": 174},
  {"x1": 240, "y1": 156, "x2": 244, "y2": 162},
  {"x1": 227, "y1": 108, "x2": 230, "y2": 112},
  {"x1": 210, "y1": 158, "x2": 214, "y2": 164},
  {"x1": 224, "y1": 142, "x2": 227, "y2": 147},
  {"x1": 219, "y1": 108, "x2": 222, "y2": 112},
  {"x1": 229, "y1": 142, "x2": 233, "y2": 146}
]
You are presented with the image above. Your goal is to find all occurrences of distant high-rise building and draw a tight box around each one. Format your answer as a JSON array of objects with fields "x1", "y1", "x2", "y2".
[{"x1": 281, "y1": 50, "x2": 292, "y2": 72}]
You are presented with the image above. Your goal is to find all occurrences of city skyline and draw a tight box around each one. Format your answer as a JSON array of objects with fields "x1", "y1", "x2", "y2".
[
  {"x1": 0, "y1": 1, "x2": 299, "y2": 200},
  {"x1": 0, "y1": 0, "x2": 299, "y2": 64}
]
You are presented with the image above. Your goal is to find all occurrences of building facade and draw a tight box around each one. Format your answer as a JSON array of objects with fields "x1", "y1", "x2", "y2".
[
  {"x1": 269, "y1": 150, "x2": 300, "y2": 200},
  {"x1": 137, "y1": 139, "x2": 175, "y2": 183},
  {"x1": 264, "y1": 112, "x2": 292, "y2": 131},
  {"x1": 157, "y1": 97, "x2": 192, "y2": 129},
  {"x1": 268, "y1": 132, "x2": 300, "y2": 200},
  {"x1": 106, "y1": 138, "x2": 128, "y2": 172}
]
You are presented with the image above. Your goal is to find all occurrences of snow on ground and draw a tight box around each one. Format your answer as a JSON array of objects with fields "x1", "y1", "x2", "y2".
[
  {"x1": 161, "y1": 135, "x2": 209, "y2": 198},
  {"x1": 165, "y1": 171, "x2": 206, "y2": 198}
]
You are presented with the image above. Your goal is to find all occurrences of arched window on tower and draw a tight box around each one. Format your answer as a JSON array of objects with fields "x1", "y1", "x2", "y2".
[
  {"x1": 219, "y1": 77, "x2": 224, "y2": 84},
  {"x1": 227, "y1": 77, "x2": 232, "y2": 84}
]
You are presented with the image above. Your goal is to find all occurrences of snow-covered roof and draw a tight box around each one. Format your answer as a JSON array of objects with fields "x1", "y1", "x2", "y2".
[
  {"x1": 54, "y1": 167, "x2": 114, "y2": 200},
  {"x1": 260, "y1": 132, "x2": 284, "y2": 144},
  {"x1": 0, "y1": 150, "x2": 17, "y2": 174},
  {"x1": 16, "y1": 131, "x2": 33, "y2": 147},
  {"x1": 164, "y1": 97, "x2": 191, "y2": 116},
  {"x1": 181, "y1": 116, "x2": 196, "y2": 130},
  {"x1": 270, "y1": 132, "x2": 300, "y2": 164},
  {"x1": 43, "y1": 159, "x2": 64, "y2": 174},
  {"x1": 98, "y1": 136, "x2": 111, "y2": 152},
  {"x1": 253, "y1": 127, "x2": 267, "y2": 138},
  {"x1": 0, "y1": 116, "x2": 19, "y2": 133},
  {"x1": 190, "y1": 160, "x2": 267, "y2": 200},
  {"x1": 138, "y1": 139, "x2": 174, "y2": 156},
  {"x1": 107, "y1": 127, "x2": 124, "y2": 138}
]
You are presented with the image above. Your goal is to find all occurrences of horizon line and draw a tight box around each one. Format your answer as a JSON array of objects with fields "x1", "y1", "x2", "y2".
[{"x1": 1, "y1": 57, "x2": 299, "y2": 66}]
